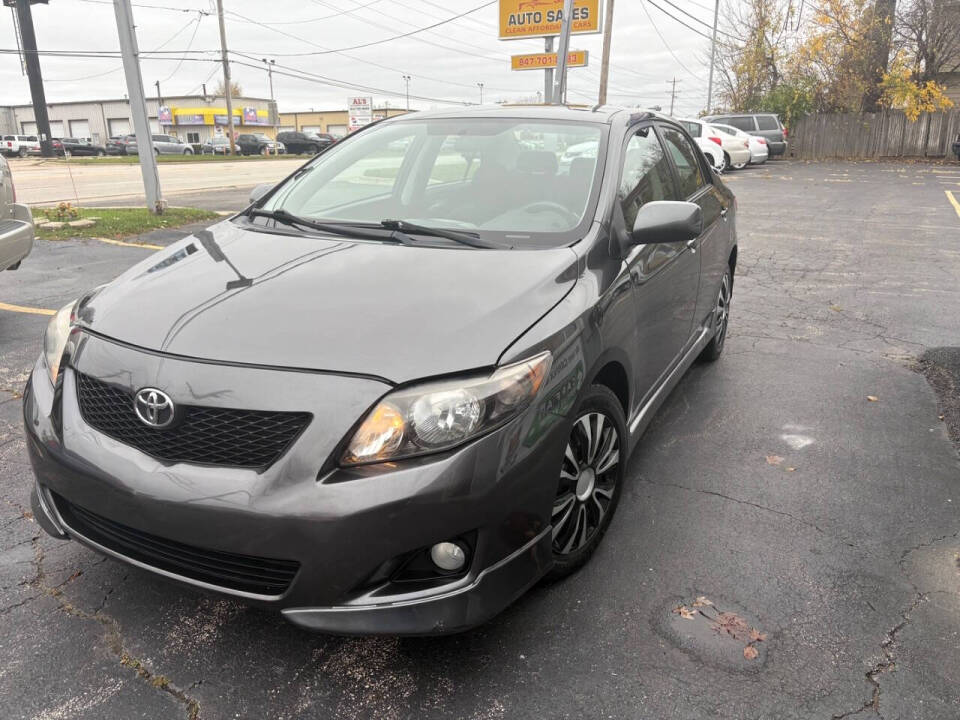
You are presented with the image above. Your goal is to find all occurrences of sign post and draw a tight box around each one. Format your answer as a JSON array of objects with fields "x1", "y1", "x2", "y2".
[{"x1": 552, "y1": 0, "x2": 575, "y2": 104}]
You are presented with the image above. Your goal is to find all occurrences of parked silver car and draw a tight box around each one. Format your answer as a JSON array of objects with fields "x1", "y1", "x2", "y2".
[
  {"x1": 703, "y1": 113, "x2": 788, "y2": 157},
  {"x1": 128, "y1": 134, "x2": 194, "y2": 156},
  {"x1": 0, "y1": 154, "x2": 34, "y2": 271}
]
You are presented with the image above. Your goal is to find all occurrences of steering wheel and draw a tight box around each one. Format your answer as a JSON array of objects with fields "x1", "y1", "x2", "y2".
[{"x1": 520, "y1": 201, "x2": 579, "y2": 224}]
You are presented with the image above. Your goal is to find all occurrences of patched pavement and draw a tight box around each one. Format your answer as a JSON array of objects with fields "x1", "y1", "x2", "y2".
[{"x1": 1, "y1": 160, "x2": 958, "y2": 719}]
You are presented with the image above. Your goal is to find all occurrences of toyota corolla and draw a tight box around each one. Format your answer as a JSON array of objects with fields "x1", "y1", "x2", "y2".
[{"x1": 25, "y1": 105, "x2": 736, "y2": 634}]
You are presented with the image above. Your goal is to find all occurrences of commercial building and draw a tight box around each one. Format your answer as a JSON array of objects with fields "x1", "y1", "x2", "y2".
[
  {"x1": 0, "y1": 95, "x2": 277, "y2": 144},
  {"x1": 278, "y1": 107, "x2": 409, "y2": 138}
]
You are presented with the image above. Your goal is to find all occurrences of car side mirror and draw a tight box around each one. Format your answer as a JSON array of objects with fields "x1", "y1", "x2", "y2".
[
  {"x1": 630, "y1": 201, "x2": 702, "y2": 246},
  {"x1": 249, "y1": 182, "x2": 274, "y2": 205}
]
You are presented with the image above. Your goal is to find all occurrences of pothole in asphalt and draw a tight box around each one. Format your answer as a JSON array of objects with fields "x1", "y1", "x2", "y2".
[{"x1": 657, "y1": 595, "x2": 770, "y2": 672}]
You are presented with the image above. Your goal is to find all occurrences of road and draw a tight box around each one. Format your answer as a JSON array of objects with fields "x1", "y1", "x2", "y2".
[
  {"x1": 1, "y1": 160, "x2": 959, "y2": 719},
  {"x1": 8, "y1": 156, "x2": 305, "y2": 207}
]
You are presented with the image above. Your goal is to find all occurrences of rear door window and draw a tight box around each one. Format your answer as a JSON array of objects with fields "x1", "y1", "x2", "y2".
[
  {"x1": 756, "y1": 115, "x2": 780, "y2": 131},
  {"x1": 659, "y1": 127, "x2": 707, "y2": 199},
  {"x1": 680, "y1": 121, "x2": 701, "y2": 138},
  {"x1": 727, "y1": 117, "x2": 756, "y2": 132}
]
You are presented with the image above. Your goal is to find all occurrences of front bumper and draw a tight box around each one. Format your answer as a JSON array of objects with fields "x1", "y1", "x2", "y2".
[{"x1": 24, "y1": 333, "x2": 569, "y2": 634}]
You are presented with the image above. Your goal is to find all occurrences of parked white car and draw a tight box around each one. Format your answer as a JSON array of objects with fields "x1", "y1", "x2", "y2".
[
  {"x1": 711, "y1": 123, "x2": 768, "y2": 167},
  {"x1": 677, "y1": 118, "x2": 751, "y2": 171},
  {"x1": 2, "y1": 134, "x2": 41, "y2": 158},
  {"x1": 0, "y1": 154, "x2": 34, "y2": 271}
]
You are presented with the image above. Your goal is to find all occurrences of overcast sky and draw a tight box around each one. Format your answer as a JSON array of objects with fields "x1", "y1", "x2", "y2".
[{"x1": 1, "y1": 0, "x2": 717, "y2": 117}]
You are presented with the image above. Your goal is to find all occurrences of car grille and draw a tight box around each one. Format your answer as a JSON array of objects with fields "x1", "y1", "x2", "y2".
[
  {"x1": 52, "y1": 492, "x2": 300, "y2": 597},
  {"x1": 75, "y1": 372, "x2": 310, "y2": 469}
]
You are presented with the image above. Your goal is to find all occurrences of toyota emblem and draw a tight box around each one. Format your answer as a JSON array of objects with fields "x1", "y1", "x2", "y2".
[{"x1": 134, "y1": 388, "x2": 175, "y2": 428}]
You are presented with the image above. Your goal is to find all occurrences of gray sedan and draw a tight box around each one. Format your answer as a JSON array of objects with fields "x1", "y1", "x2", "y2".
[{"x1": 25, "y1": 105, "x2": 737, "y2": 634}]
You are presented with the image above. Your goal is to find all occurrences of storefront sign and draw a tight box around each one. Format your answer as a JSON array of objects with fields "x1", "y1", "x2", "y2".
[
  {"x1": 158, "y1": 106, "x2": 173, "y2": 124},
  {"x1": 498, "y1": 0, "x2": 601, "y2": 40},
  {"x1": 348, "y1": 96, "x2": 373, "y2": 132}
]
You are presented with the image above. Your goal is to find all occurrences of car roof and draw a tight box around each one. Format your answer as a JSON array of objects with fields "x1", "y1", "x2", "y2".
[{"x1": 383, "y1": 103, "x2": 653, "y2": 126}]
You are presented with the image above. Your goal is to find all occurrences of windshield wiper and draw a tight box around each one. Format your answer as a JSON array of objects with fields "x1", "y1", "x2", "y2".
[
  {"x1": 248, "y1": 208, "x2": 414, "y2": 244},
  {"x1": 380, "y1": 219, "x2": 504, "y2": 249}
]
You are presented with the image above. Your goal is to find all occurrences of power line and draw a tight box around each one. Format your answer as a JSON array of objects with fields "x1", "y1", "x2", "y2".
[
  {"x1": 645, "y1": 0, "x2": 714, "y2": 41},
  {"x1": 162, "y1": 13, "x2": 205, "y2": 82},
  {"x1": 639, "y1": 0, "x2": 702, "y2": 79},
  {"x1": 77, "y1": 0, "x2": 211, "y2": 15},
  {"x1": 656, "y1": 0, "x2": 734, "y2": 37},
  {"x1": 227, "y1": 0, "x2": 387, "y2": 25}
]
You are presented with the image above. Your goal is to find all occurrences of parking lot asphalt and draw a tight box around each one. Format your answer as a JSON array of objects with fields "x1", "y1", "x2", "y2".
[{"x1": 1, "y1": 160, "x2": 959, "y2": 719}]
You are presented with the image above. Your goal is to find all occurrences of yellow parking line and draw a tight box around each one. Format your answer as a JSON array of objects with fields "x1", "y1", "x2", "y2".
[
  {"x1": 0, "y1": 301, "x2": 55, "y2": 316},
  {"x1": 92, "y1": 236, "x2": 163, "y2": 250},
  {"x1": 946, "y1": 191, "x2": 960, "y2": 219}
]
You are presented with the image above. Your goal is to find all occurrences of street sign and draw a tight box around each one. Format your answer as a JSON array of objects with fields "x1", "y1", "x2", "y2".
[
  {"x1": 511, "y1": 49, "x2": 588, "y2": 71},
  {"x1": 348, "y1": 96, "x2": 373, "y2": 133},
  {"x1": 498, "y1": 0, "x2": 601, "y2": 40}
]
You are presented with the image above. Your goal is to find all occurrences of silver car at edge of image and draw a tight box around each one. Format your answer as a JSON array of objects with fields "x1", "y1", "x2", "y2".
[
  {"x1": 0, "y1": 154, "x2": 34, "y2": 271},
  {"x1": 24, "y1": 105, "x2": 737, "y2": 636}
]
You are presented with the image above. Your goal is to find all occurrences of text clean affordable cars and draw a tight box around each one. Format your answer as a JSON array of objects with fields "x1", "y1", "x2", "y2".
[
  {"x1": 26, "y1": 106, "x2": 737, "y2": 635},
  {"x1": 711, "y1": 123, "x2": 768, "y2": 166},
  {"x1": 0, "y1": 154, "x2": 34, "y2": 271}
]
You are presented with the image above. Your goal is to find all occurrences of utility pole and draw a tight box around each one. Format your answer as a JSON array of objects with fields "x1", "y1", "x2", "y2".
[
  {"x1": 477, "y1": 82, "x2": 484, "y2": 104},
  {"x1": 551, "y1": 0, "x2": 575, "y2": 104},
  {"x1": 113, "y1": 0, "x2": 163, "y2": 212},
  {"x1": 215, "y1": 0, "x2": 236, "y2": 155},
  {"x1": 597, "y1": 0, "x2": 615, "y2": 105},
  {"x1": 154, "y1": 79, "x2": 163, "y2": 131},
  {"x1": 668, "y1": 77, "x2": 680, "y2": 115},
  {"x1": 706, "y1": 0, "x2": 719, "y2": 112},
  {"x1": 402, "y1": 74, "x2": 411, "y2": 111},
  {"x1": 262, "y1": 57, "x2": 276, "y2": 152},
  {"x1": 9, "y1": 0, "x2": 53, "y2": 156},
  {"x1": 544, "y1": 36, "x2": 554, "y2": 104}
]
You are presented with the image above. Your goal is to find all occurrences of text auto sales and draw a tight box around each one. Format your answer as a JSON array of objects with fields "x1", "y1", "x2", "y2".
[{"x1": 505, "y1": 7, "x2": 591, "y2": 27}]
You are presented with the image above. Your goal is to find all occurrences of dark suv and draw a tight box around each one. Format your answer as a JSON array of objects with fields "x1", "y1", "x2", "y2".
[
  {"x1": 276, "y1": 131, "x2": 334, "y2": 155},
  {"x1": 26, "y1": 106, "x2": 737, "y2": 635},
  {"x1": 236, "y1": 133, "x2": 284, "y2": 155},
  {"x1": 703, "y1": 113, "x2": 788, "y2": 157}
]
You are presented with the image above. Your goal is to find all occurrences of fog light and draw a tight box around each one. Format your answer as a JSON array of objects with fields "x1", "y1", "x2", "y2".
[{"x1": 430, "y1": 542, "x2": 466, "y2": 572}]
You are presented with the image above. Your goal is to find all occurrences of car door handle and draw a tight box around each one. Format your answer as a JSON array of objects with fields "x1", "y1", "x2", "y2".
[
  {"x1": 720, "y1": 207, "x2": 728, "y2": 219},
  {"x1": 686, "y1": 238, "x2": 697, "y2": 252}
]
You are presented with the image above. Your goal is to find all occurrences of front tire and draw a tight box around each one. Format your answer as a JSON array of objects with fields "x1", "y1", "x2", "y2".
[
  {"x1": 699, "y1": 267, "x2": 732, "y2": 362},
  {"x1": 544, "y1": 385, "x2": 626, "y2": 581},
  {"x1": 183, "y1": 148, "x2": 193, "y2": 155},
  {"x1": 18, "y1": 147, "x2": 27, "y2": 158}
]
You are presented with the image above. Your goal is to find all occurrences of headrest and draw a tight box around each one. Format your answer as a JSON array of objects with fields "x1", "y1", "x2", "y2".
[{"x1": 516, "y1": 150, "x2": 558, "y2": 175}]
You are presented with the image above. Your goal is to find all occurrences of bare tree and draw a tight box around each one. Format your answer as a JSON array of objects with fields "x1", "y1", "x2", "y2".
[{"x1": 894, "y1": 0, "x2": 960, "y2": 80}]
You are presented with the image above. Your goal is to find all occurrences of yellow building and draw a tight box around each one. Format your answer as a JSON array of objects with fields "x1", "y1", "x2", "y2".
[{"x1": 277, "y1": 107, "x2": 410, "y2": 138}]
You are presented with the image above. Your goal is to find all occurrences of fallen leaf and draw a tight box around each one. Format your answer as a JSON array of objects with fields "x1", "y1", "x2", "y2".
[
  {"x1": 749, "y1": 628, "x2": 767, "y2": 642},
  {"x1": 743, "y1": 645, "x2": 759, "y2": 660},
  {"x1": 785, "y1": 467, "x2": 797, "y2": 472},
  {"x1": 692, "y1": 596, "x2": 713, "y2": 607},
  {"x1": 766, "y1": 455, "x2": 784, "y2": 466},
  {"x1": 867, "y1": 396, "x2": 878, "y2": 402},
  {"x1": 672, "y1": 605, "x2": 696, "y2": 619},
  {"x1": 714, "y1": 611, "x2": 751, "y2": 640},
  {"x1": 829, "y1": 305, "x2": 843, "y2": 312}
]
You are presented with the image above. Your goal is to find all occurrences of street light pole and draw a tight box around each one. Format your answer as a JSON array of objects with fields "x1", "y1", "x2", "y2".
[
  {"x1": 402, "y1": 74, "x2": 411, "y2": 111},
  {"x1": 477, "y1": 82, "x2": 484, "y2": 105},
  {"x1": 706, "y1": 0, "x2": 720, "y2": 112},
  {"x1": 215, "y1": 0, "x2": 236, "y2": 156}
]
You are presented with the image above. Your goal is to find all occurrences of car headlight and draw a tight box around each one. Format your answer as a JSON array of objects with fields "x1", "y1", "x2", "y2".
[
  {"x1": 42, "y1": 301, "x2": 77, "y2": 384},
  {"x1": 342, "y1": 351, "x2": 552, "y2": 466}
]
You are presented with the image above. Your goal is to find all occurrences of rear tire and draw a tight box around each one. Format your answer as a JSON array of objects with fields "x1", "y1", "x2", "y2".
[
  {"x1": 699, "y1": 267, "x2": 732, "y2": 362},
  {"x1": 18, "y1": 147, "x2": 27, "y2": 158},
  {"x1": 543, "y1": 385, "x2": 626, "y2": 581},
  {"x1": 183, "y1": 148, "x2": 193, "y2": 155},
  {"x1": 732, "y1": 159, "x2": 747, "y2": 170},
  {"x1": 723, "y1": 152, "x2": 732, "y2": 171}
]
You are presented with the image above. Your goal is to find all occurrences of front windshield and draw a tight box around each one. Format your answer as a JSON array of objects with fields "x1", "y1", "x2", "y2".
[{"x1": 260, "y1": 117, "x2": 606, "y2": 246}]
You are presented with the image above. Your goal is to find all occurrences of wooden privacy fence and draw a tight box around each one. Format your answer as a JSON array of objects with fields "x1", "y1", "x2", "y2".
[{"x1": 788, "y1": 110, "x2": 960, "y2": 159}]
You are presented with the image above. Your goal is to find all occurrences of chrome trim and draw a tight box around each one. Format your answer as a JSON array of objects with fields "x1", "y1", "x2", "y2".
[
  {"x1": 283, "y1": 527, "x2": 551, "y2": 617},
  {"x1": 628, "y1": 324, "x2": 712, "y2": 436}
]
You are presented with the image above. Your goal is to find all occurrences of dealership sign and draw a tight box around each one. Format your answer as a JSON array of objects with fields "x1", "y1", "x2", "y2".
[
  {"x1": 498, "y1": 0, "x2": 601, "y2": 40},
  {"x1": 511, "y1": 49, "x2": 588, "y2": 70},
  {"x1": 348, "y1": 96, "x2": 374, "y2": 132}
]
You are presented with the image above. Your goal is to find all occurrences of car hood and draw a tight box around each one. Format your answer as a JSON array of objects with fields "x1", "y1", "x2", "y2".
[{"x1": 79, "y1": 219, "x2": 579, "y2": 383}]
